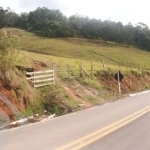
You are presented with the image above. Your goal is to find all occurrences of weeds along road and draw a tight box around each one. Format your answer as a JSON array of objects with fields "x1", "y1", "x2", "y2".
[{"x1": 1, "y1": 91, "x2": 150, "y2": 150}]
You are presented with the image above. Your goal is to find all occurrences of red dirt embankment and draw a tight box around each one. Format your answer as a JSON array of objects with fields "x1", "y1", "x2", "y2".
[
  {"x1": 0, "y1": 82, "x2": 25, "y2": 120},
  {"x1": 99, "y1": 71, "x2": 150, "y2": 95}
]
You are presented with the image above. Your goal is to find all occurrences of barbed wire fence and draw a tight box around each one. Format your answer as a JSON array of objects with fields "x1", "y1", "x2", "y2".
[{"x1": 51, "y1": 57, "x2": 150, "y2": 81}]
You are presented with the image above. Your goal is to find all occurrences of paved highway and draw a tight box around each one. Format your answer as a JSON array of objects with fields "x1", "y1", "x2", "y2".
[
  {"x1": 81, "y1": 112, "x2": 150, "y2": 150},
  {"x1": 1, "y1": 91, "x2": 150, "y2": 150}
]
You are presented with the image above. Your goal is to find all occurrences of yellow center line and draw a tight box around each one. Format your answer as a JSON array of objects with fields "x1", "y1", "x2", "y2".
[
  {"x1": 71, "y1": 108, "x2": 150, "y2": 150},
  {"x1": 56, "y1": 106, "x2": 150, "y2": 150}
]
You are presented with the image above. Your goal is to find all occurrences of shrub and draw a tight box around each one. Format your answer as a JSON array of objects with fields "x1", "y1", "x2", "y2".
[{"x1": 0, "y1": 29, "x2": 19, "y2": 85}]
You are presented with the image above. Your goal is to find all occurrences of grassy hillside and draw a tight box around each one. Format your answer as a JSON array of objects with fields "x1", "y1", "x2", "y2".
[
  {"x1": 8, "y1": 28, "x2": 150, "y2": 71},
  {"x1": 2, "y1": 28, "x2": 150, "y2": 120},
  {"x1": 10, "y1": 27, "x2": 150, "y2": 98}
]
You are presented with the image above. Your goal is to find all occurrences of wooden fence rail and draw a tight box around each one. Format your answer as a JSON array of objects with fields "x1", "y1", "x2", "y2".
[{"x1": 26, "y1": 69, "x2": 55, "y2": 88}]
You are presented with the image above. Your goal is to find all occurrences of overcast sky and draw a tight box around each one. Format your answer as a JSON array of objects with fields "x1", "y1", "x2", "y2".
[{"x1": 1, "y1": 0, "x2": 150, "y2": 27}]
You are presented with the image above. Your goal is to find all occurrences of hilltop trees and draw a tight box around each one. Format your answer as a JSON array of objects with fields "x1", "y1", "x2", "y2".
[
  {"x1": 27, "y1": 7, "x2": 72, "y2": 37},
  {"x1": 0, "y1": 7, "x2": 19, "y2": 28},
  {"x1": 16, "y1": 13, "x2": 29, "y2": 29},
  {"x1": 0, "y1": 6, "x2": 150, "y2": 51},
  {"x1": 134, "y1": 27, "x2": 150, "y2": 50}
]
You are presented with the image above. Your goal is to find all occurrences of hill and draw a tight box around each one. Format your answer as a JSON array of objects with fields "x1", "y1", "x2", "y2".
[
  {"x1": 1, "y1": 28, "x2": 150, "y2": 123},
  {"x1": 8, "y1": 28, "x2": 150, "y2": 70},
  {"x1": 1, "y1": 7, "x2": 150, "y2": 51}
]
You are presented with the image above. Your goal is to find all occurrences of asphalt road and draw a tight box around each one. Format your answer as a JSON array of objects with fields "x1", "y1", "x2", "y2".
[
  {"x1": 1, "y1": 91, "x2": 150, "y2": 150},
  {"x1": 81, "y1": 112, "x2": 150, "y2": 150}
]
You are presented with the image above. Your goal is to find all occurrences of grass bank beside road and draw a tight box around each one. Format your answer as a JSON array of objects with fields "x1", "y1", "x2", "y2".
[{"x1": 1, "y1": 28, "x2": 150, "y2": 119}]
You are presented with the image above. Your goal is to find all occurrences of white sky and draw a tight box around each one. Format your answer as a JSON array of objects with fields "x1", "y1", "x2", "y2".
[{"x1": 0, "y1": 0, "x2": 150, "y2": 27}]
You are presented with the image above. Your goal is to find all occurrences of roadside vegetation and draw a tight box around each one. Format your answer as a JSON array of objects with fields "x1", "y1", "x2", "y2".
[{"x1": 1, "y1": 28, "x2": 150, "y2": 120}]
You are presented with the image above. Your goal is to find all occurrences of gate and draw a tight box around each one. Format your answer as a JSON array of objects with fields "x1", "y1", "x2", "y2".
[{"x1": 26, "y1": 69, "x2": 55, "y2": 87}]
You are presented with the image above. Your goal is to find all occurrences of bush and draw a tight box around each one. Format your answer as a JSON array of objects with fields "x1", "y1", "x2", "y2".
[
  {"x1": 40, "y1": 85, "x2": 69, "y2": 115},
  {"x1": 0, "y1": 29, "x2": 19, "y2": 85}
]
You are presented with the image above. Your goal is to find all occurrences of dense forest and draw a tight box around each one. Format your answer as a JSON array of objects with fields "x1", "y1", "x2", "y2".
[{"x1": 1, "y1": 6, "x2": 150, "y2": 50}]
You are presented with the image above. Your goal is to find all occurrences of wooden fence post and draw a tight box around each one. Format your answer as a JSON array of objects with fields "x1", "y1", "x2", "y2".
[
  {"x1": 102, "y1": 60, "x2": 106, "y2": 70},
  {"x1": 67, "y1": 65, "x2": 70, "y2": 79},
  {"x1": 119, "y1": 63, "x2": 121, "y2": 71},
  {"x1": 79, "y1": 61, "x2": 90, "y2": 77},
  {"x1": 80, "y1": 61, "x2": 83, "y2": 77},
  {"x1": 91, "y1": 60, "x2": 94, "y2": 78},
  {"x1": 52, "y1": 63, "x2": 54, "y2": 70},
  {"x1": 53, "y1": 69, "x2": 55, "y2": 84},
  {"x1": 33, "y1": 72, "x2": 35, "y2": 87}
]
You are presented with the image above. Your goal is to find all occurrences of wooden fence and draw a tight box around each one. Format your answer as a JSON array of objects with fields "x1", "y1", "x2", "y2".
[{"x1": 26, "y1": 69, "x2": 55, "y2": 87}]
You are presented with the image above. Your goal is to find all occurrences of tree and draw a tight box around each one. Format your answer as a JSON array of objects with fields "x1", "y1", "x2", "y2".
[
  {"x1": 16, "y1": 13, "x2": 29, "y2": 29},
  {"x1": 69, "y1": 15, "x2": 83, "y2": 36},
  {"x1": 81, "y1": 18, "x2": 101, "y2": 38},
  {"x1": 134, "y1": 28, "x2": 150, "y2": 50},
  {"x1": 99, "y1": 20, "x2": 114, "y2": 42},
  {"x1": 27, "y1": 7, "x2": 71, "y2": 37},
  {"x1": 123, "y1": 23, "x2": 134, "y2": 46},
  {"x1": 0, "y1": 7, "x2": 19, "y2": 28},
  {"x1": 0, "y1": 7, "x2": 7, "y2": 28},
  {"x1": 136, "y1": 22, "x2": 149, "y2": 30}
]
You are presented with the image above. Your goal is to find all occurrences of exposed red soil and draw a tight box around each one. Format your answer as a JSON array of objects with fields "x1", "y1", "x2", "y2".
[
  {"x1": 99, "y1": 73, "x2": 150, "y2": 95},
  {"x1": 0, "y1": 82, "x2": 25, "y2": 120},
  {"x1": 0, "y1": 62, "x2": 47, "y2": 120}
]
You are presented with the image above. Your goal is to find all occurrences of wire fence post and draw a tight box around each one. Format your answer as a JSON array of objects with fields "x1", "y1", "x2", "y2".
[
  {"x1": 119, "y1": 63, "x2": 121, "y2": 71},
  {"x1": 80, "y1": 61, "x2": 83, "y2": 77},
  {"x1": 67, "y1": 65, "x2": 70, "y2": 79},
  {"x1": 102, "y1": 60, "x2": 106, "y2": 70},
  {"x1": 91, "y1": 60, "x2": 94, "y2": 78}
]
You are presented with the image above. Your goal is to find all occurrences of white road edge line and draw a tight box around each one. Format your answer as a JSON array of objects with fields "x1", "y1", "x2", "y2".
[
  {"x1": 104, "y1": 103, "x2": 110, "y2": 105},
  {"x1": 0, "y1": 112, "x2": 77, "y2": 133},
  {"x1": 89, "y1": 107, "x2": 97, "y2": 110},
  {"x1": 129, "y1": 90, "x2": 150, "y2": 97}
]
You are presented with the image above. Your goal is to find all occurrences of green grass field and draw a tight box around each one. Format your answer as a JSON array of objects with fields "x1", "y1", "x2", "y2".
[{"x1": 7, "y1": 28, "x2": 150, "y2": 73}]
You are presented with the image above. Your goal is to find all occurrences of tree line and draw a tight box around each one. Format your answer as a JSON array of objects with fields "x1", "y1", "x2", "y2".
[{"x1": 1, "y1": 6, "x2": 150, "y2": 50}]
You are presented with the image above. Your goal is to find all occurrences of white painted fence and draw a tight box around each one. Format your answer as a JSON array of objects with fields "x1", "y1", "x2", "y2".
[{"x1": 26, "y1": 69, "x2": 55, "y2": 87}]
